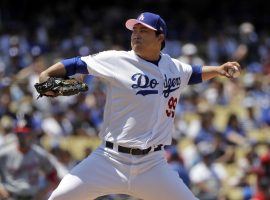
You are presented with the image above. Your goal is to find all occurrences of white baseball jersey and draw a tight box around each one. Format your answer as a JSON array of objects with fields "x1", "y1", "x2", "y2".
[{"x1": 81, "y1": 50, "x2": 192, "y2": 149}]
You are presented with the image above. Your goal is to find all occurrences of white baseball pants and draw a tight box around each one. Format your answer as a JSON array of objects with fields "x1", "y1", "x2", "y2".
[{"x1": 48, "y1": 144, "x2": 198, "y2": 200}]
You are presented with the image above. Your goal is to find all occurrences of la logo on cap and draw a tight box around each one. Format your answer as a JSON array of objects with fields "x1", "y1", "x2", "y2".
[{"x1": 138, "y1": 14, "x2": 144, "y2": 21}]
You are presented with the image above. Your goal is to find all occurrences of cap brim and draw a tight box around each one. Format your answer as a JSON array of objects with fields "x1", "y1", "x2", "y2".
[{"x1": 125, "y1": 19, "x2": 157, "y2": 31}]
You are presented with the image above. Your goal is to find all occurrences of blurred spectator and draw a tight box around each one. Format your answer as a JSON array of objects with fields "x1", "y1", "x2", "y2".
[
  {"x1": 233, "y1": 22, "x2": 260, "y2": 69},
  {"x1": 203, "y1": 79, "x2": 229, "y2": 106},
  {"x1": 250, "y1": 150, "x2": 270, "y2": 200},
  {"x1": 41, "y1": 103, "x2": 73, "y2": 137},
  {"x1": 177, "y1": 43, "x2": 204, "y2": 66},
  {"x1": 195, "y1": 110, "x2": 217, "y2": 143},
  {"x1": 211, "y1": 131, "x2": 235, "y2": 164},
  {"x1": 224, "y1": 113, "x2": 247, "y2": 146},
  {"x1": 189, "y1": 141, "x2": 227, "y2": 200},
  {"x1": 0, "y1": 115, "x2": 17, "y2": 147},
  {"x1": 241, "y1": 97, "x2": 263, "y2": 132},
  {"x1": 180, "y1": 139, "x2": 201, "y2": 171},
  {"x1": 207, "y1": 31, "x2": 237, "y2": 65},
  {"x1": 165, "y1": 145, "x2": 191, "y2": 188},
  {"x1": 50, "y1": 146, "x2": 78, "y2": 171},
  {"x1": 244, "y1": 76, "x2": 270, "y2": 127},
  {"x1": 186, "y1": 109, "x2": 217, "y2": 142},
  {"x1": 0, "y1": 125, "x2": 63, "y2": 200}
]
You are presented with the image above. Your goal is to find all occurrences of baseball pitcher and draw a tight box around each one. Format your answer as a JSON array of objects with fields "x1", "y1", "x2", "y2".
[{"x1": 36, "y1": 12, "x2": 241, "y2": 200}]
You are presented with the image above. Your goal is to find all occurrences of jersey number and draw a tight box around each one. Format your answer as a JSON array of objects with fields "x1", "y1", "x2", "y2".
[{"x1": 166, "y1": 97, "x2": 178, "y2": 118}]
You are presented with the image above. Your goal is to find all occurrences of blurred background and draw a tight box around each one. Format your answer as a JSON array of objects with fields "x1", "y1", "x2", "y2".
[{"x1": 0, "y1": 0, "x2": 270, "y2": 199}]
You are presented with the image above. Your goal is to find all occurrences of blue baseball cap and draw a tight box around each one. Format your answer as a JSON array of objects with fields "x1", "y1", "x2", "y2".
[{"x1": 125, "y1": 12, "x2": 167, "y2": 37}]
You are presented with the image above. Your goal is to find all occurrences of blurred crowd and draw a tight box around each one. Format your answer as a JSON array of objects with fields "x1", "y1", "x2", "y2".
[{"x1": 0, "y1": 1, "x2": 270, "y2": 200}]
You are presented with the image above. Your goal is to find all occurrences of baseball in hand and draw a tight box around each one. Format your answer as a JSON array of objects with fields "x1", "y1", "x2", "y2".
[{"x1": 228, "y1": 66, "x2": 240, "y2": 78}]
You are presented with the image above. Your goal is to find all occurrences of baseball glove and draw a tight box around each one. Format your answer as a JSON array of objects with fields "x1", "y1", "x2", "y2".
[{"x1": 34, "y1": 77, "x2": 88, "y2": 99}]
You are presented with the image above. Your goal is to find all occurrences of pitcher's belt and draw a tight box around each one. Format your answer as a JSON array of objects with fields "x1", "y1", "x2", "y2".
[{"x1": 105, "y1": 141, "x2": 163, "y2": 155}]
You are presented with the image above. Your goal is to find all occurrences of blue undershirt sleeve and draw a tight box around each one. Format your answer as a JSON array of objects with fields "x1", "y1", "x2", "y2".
[
  {"x1": 188, "y1": 65, "x2": 202, "y2": 85},
  {"x1": 61, "y1": 57, "x2": 88, "y2": 76}
]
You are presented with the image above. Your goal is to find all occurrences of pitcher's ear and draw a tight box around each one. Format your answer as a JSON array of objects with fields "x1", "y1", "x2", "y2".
[{"x1": 158, "y1": 34, "x2": 165, "y2": 43}]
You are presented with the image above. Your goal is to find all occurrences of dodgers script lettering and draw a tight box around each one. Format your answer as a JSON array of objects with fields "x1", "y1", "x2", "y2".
[
  {"x1": 131, "y1": 73, "x2": 159, "y2": 96},
  {"x1": 162, "y1": 75, "x2": 181, "y2": 98}
]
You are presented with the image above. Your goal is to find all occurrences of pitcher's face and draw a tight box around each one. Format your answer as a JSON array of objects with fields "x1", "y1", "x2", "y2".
[{"x1": 131, "y1": 24, "x2": 163, "y2": 56}]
